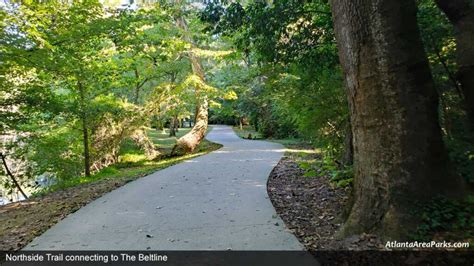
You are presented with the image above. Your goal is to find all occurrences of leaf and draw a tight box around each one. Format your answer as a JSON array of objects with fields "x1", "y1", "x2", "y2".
[{"x1": 303, "y1": 170, "x2": 316, "y2": 177}]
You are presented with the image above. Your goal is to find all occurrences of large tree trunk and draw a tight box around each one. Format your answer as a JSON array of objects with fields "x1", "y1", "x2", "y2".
[
  {"x1": 172, "y1": 13, "x2": 208, "y2": 154},
  {"x1": 342, "y1": 120, "x2": 353, "y2": 166},
  {"x1": 174, "y1": 99, "x2": 208, "y2": 154},
  {"x1": 435, "y1": 0, "x2": 474, "y2": 129},
  {"x1": 330, "y1": 0, "x2": 466, "y2": 239}
]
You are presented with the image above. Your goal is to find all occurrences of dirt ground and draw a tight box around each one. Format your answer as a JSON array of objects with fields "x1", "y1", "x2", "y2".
[
  {"x1": 267, "y1": 154, "x2": 384, "y2": 251},
  {"x1": 0, "y1": 176, "x2": 137, "y2": 251}
]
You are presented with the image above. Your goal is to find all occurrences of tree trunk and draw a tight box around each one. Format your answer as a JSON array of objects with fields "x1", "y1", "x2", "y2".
[
  {"x1": 342, "y1": 121, "x2": 353, "y2": 166},
  {"x1": 435, "y1": 0, "x2": 474, "y2": 128},
  {"x1": 174, "y1": 99, "x2": 208, "y2": 154},
  {"x1": 134, "y1": 67, "x2": 140, "y2": 104},
  {"x1": 169, "y1": 117, "x2": 176, "y2": 137},
  {"x1": 172, "y1": 13, "x2": 208, "y2": 154},
  {"x1": 78, "y1": 82, "x2": 91, "y2": 177},
  {"x1": 156, "y1": 119, "x2": 164, "y2": 132},
  {"x1": 330, "y1": 0, "x2": 466, "y2": 239},
  {"x1": 81, "y1": 115, "x2": 91, "y2": 177},
  {"x1": 174, "y1": 115, "x2": 179, "y2": 133},
  {"x1": 131, "y1": 129, "x2": 159, "y2": 159}
]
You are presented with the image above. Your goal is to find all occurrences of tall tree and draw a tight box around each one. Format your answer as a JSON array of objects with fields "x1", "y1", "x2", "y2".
[
  {"x1": 172, "y1": 4, "x2": 209, "y2": 153},
  {"x1": 330, "y1": 0, "x2": 466, "y2": 239},
  {"x1": 434, "y1": 0, "x2": 474, "y2": 128}
]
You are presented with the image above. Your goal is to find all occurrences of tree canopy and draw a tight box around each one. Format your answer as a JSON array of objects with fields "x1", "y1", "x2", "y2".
[{"x1": 1, "y1": 0, "x2": 473, "y2": 245}]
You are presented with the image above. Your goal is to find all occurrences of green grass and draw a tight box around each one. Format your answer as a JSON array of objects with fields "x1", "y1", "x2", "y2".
[
  {"x1": 148, "y1": 128, "x2": 192, "y2": 150},
  {"x1": 232, "y1": 125, "x2": 306, "y2": 147},
  {"x1": 35, "y1": 127, "x2": 221, "y2": 195},
  {"x1": 270, "y1": 138, "x2": 307, "y2": 146},
  {"x1": 232, "y1": 125, "x2": 263, "y2": 140}
]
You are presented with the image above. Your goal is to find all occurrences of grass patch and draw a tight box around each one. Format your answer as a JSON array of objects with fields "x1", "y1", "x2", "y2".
[
  {"x1": 232, "y1": 125, "x2": 263, "y2": 140},
  {"x1": 35, "y1": 128, "x2": 221, "y2": 195},
  {"x1": 232, "y1": 125, "x2": 307, "y2": 147},
  {"x1": 271, "y1": 138, "x2": 308, "y2": 147},
  {"x1": 148, "y1": 128, "x2": 192, "y2": 151}
]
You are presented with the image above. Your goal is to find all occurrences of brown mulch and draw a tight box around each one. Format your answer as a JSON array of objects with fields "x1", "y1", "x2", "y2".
[
  {"x1": 267, "y1": 153, "x2": 385, "y2": 250},
  {"x1": 266, "y1": 150, "x2": 473, "y2": 265}
]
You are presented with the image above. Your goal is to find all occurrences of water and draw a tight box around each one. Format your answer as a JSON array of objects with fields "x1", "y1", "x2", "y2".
[
  {"x1": 0, "y1": 173, "x2": 56, "y2": 205},
  {"x1": 0, "y1": 192, "x2": 26, "y2": 205}
]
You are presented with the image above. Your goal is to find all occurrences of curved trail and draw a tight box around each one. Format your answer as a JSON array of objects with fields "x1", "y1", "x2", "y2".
[{"x1": 26, "y1": 125, "x2": 303, "y2": 250}]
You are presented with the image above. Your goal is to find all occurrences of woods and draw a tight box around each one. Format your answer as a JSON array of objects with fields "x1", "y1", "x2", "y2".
[
  {"x1": 199, "y1": 0, "x2": 473, "y2": 241},
  {"x1": 435, "y1": 0, "x2": 474, "y2": 128},
  {"x1": 1, "y1": 0, "x2": 473, "y2": 251},
  {"x1": 1, "y1": 1, "x2": 231, "y2": 196}
]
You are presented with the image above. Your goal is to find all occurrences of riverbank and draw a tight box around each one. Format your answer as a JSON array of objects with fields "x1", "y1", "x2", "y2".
[{"x1": 0, "y1": 129, "x2": 221, "y2": 251}]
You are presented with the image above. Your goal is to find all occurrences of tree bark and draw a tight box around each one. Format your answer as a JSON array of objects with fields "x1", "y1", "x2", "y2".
[
  {"x1": 435, "y1": 0, "x2": 474, "y2": 128},
  {"x1": 342, "y1": 121, "x2": 353, "y2": 166},
  {"x1": 169, "y1": 117, "x2": 176, "y2": 137},
  {"x1": 134, "y1": 67, "x2": 140, "y2": 104},
  {"x1": 81, "y1": 115, "x2": 91, "y2": 177},
  {"x1": 175, "y1": 116, "x2": 180, "y2": 132},
  {"x1": 78, "y1": 81, "x2": 91, "y2": 177},
  {"x1": 131, "y1": 129, "x2": 159, "y2": 159},
  {"x1": 172, "y1": 12, "x2": 209, "y2": 154},
  {"x1": 330, "y1": 0, "x2": 466, "y2": 239}
]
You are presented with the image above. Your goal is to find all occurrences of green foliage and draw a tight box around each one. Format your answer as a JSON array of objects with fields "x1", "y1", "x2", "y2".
[
  {"x1": 27, "y1": 126, "x2": 84, "y2": 180},
  {"x1": 201, "y1": 1, "x2": 349, "y2": 160},
  {"x1": 417, "y1": 0, "x2": 474, "y2": 183},
  {"x1": 300, "y1": 160, "x2": 317, "y2": 177},
  {"x1": 32, "y1": 122, "x2": 220, "y2": 195},
  {"x1": 319, "y1": 154, "x2": 353, "y2": 188},
  {"x1": 294, "y1": 152, "x2": 353, "y2": 187},
  {"x1": 1, "y1": 1, "x2": 230, "y2": 197},
  {"x1": 414, "y1": 196, "x2": 474, "y2": 241},
  {"x1": 231, "y1": 126, "x2": 263, "y2": 140},
  {"x1": 446, "y1": 138, "x2": 474, "y2": 183}
]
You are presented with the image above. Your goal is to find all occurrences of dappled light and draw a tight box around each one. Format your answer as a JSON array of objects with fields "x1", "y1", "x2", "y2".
[
  {"x1": 0, "y1": 0, "x2": 472, "y2": 263},
  {"x1": 281, "y1": 148, "x2": 320, "y2": 154}
]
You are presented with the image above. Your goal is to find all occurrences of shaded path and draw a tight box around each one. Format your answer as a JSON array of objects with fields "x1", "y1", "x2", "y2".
[{"x1": 26, "y1": 125, "x2": 304, "y2": 250}]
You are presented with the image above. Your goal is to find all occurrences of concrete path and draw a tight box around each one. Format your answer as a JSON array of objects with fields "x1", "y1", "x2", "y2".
[{"x1": 26, "y1": 125, "x2": 304, "y2": 250}]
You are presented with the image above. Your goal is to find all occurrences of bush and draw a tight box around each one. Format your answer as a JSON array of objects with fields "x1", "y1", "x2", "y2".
[{"x1": 414, "y1": 196, "x2": 474, "y2": 241}]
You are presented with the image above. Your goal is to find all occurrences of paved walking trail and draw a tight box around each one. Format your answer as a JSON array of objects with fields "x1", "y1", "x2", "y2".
[{"x1": 26, "y1": 125, "x2": 304, "y2": 250}]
